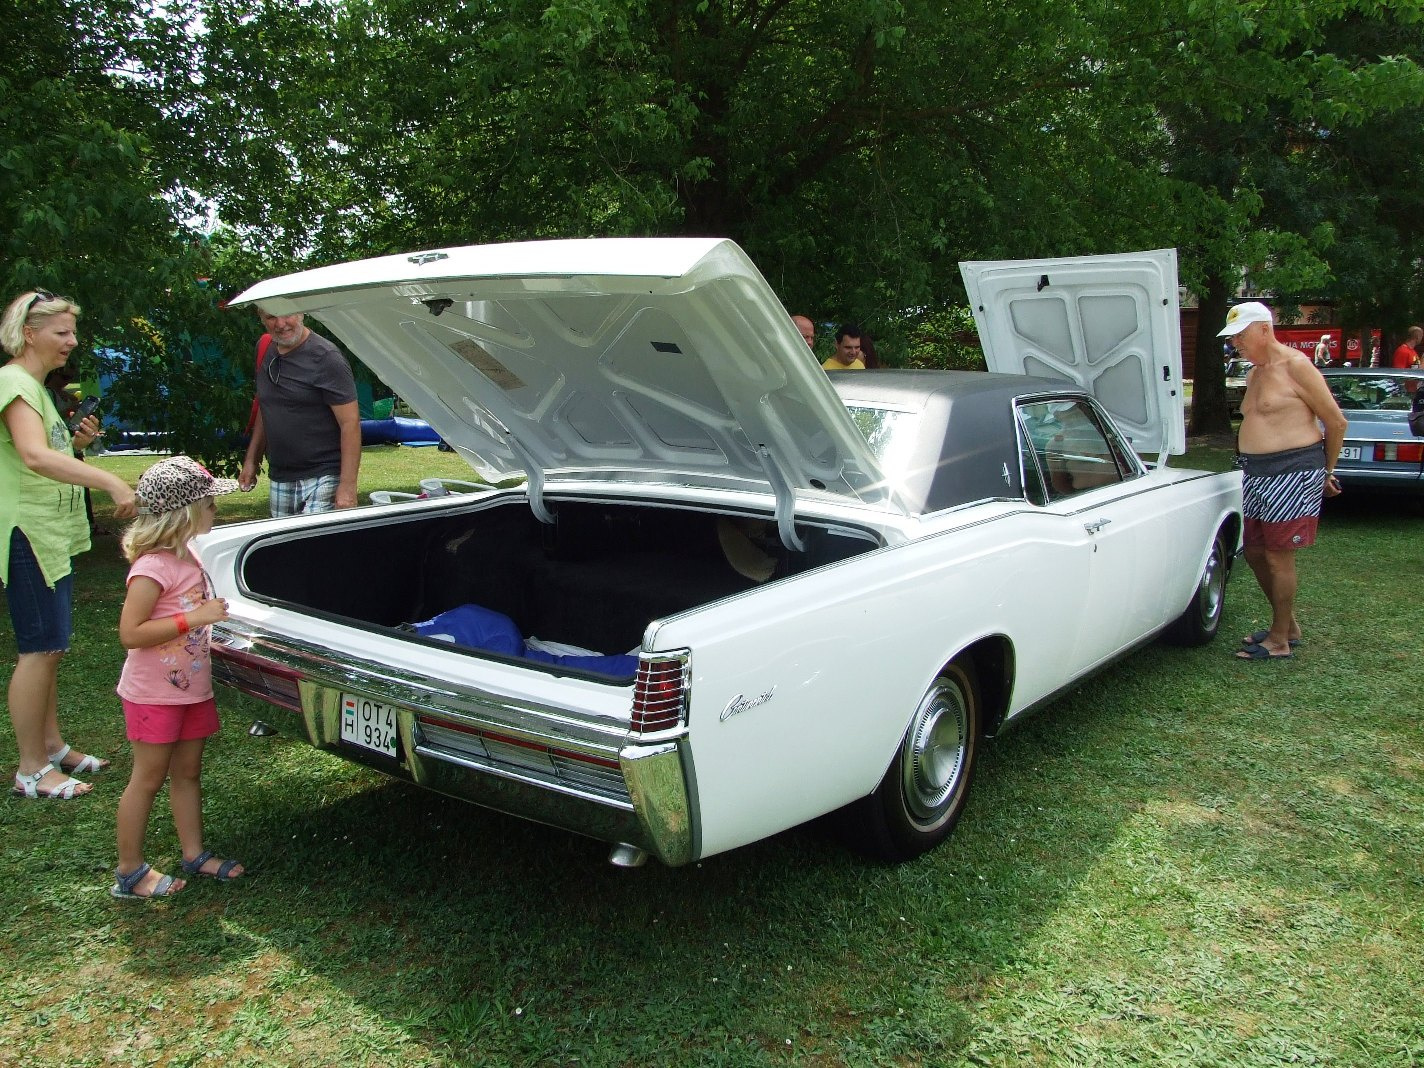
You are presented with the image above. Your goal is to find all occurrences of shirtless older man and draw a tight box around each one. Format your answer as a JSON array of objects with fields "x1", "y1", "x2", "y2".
[{"x1": 1219, "y1": 301, "x2": 1347, "y2": 661}]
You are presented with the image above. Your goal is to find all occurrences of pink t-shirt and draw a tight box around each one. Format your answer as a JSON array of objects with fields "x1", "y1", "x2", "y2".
[{"x1": 116, "y1": 549, "x2": 215, "y2": 704}]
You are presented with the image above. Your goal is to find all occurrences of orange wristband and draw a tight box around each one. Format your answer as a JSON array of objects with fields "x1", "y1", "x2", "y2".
[{"x1": 174, "y1": 613, "x2": 190, "y2": 635}]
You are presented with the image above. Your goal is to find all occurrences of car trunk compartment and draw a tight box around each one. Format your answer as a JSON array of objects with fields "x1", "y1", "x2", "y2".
[{"x1": 238, "y1": 499, "x2": 875, "y2": 668}]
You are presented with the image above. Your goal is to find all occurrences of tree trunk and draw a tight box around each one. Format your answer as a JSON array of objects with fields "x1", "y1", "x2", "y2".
[{"x1": 1188, "y1": 274, "x2": 1234, "y2": 438}]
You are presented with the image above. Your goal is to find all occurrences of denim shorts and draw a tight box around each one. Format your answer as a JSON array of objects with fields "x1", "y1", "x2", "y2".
[{"x1": 4, "y1": 528, "x2": 73, "y2": 654}]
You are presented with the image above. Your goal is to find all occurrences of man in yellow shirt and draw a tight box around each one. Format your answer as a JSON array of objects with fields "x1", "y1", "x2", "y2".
[{"x1": 822, "y1": 324, "x2": 866, "y2": 370}]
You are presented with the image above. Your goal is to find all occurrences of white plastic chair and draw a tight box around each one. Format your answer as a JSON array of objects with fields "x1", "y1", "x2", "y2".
[
  {"x1": 418, "y1": 477, "x2": 489, "y2": 497},
  {"x1": 368, "y1": 490, "x2": 421, "y2": 506}
]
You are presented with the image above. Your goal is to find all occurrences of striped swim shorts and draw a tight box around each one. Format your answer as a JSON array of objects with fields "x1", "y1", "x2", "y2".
[{"x1": 1239, "y1": 442, "x2": 1327, "y2": 550}]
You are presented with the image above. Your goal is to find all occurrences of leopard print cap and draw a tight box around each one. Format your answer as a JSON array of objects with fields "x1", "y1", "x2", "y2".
[{"x1": 135, "y1": 455, "x2": 240, "y2": 514}]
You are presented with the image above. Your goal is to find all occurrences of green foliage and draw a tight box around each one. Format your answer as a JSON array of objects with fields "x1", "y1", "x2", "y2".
[
  {"x1": 1, "y1": 0, "x2": 257, "y2": 468},
  {"x1": 8, "y1": 0, "x2": 1424, "y2": 454},
  {"x1": 901, "y1": 306, "x2": 986, "y2": 372}
]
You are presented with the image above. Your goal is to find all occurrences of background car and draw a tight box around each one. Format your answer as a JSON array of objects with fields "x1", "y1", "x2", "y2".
[
  {"x1": 1321, "y1": 368, "x2": 1424, "y2": 495},
  {"x1": 1224, "y1": 356, "x2": 1252, "y2": 414}
]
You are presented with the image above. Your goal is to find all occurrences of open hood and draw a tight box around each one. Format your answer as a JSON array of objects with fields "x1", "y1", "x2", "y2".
[
  {"x1": 960, "y1": 248, "x2": 1185, "y2": 458},
  {"x1": 232, "y1": 238, "x2": 899, "y2": 547}
]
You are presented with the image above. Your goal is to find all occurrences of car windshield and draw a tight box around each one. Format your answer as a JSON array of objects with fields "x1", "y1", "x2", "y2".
[
  {"x1": 1325, "y1": 374, "x2": 1419, "y2": 411},
  {"x1": 1225, "y1": 358, "x2": 1252, "y2": 378}
]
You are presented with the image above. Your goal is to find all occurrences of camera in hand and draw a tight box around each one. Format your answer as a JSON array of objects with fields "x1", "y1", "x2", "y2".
[{"x1": 66, "y1": 395, "x2": 101, "y2": 433}]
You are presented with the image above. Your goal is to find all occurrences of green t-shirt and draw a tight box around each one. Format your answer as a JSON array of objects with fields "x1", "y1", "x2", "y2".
[{"x1": 0, "y1": 364, "x2": 91, "y2": 587}]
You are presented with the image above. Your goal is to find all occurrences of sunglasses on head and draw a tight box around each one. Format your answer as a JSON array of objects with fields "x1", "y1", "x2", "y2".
[{"x1": 25, "y1": 290, "x2": 57, "y2": 315}]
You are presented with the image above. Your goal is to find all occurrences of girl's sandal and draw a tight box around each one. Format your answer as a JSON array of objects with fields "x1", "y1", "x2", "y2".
[
  {"x1": 181, "y1": 851, "x2": 244, "y2": 881},
  {"x1": 11, "y1": 763, "x2": 89, "y2": 800},
  {"x1": 111, "y1": 863, "x2": 184, "y2": 900}
]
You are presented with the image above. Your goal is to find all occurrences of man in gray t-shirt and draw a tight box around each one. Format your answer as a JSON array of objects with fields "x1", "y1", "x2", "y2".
[{"x1": 239, "y1": 306, "x2": 361, "y2": 516}]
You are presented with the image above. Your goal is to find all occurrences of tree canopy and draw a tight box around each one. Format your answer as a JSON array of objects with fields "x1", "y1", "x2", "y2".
[{"x1": 5, "y1": 0, "x2": 1424, "y2": 458}]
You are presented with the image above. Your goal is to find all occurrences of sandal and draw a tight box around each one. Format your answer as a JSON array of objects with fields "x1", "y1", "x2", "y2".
[
  {"x1": 181, "y1": 850, "x2": 244, "y2": 881},
  {"x1": 49, "y1": 743, "x2": 110, "y2": 775},
  {"x1": 1241, "y1": 630, "x2": 1300, "y2": 649},
  {"x1": 1236, "y1": 641, "x2": 1293, "y2": 661},
  {"x1": 11, "y1": 763, "x2": 89, "y2": 800},
  {"x1": 111, "y1": 863, "x2": 184, "y2": 900}
]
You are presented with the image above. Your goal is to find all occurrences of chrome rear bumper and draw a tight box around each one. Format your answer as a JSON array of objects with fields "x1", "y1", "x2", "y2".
[{"x1": 211, "y1": 620, "x2": 694, "y2": 865}]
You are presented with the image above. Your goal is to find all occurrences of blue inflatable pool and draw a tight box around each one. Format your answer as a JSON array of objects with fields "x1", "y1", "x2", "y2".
[{"x1": 360, "y1": 416, "x2": 442, "y2": 446}]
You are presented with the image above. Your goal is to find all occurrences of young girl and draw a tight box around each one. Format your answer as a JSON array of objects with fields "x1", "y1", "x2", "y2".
[{"x1": 112, "y1": 456, "x2": 244, "y2": 900}]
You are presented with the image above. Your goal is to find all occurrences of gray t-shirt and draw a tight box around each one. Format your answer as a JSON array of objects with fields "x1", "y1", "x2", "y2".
[{"x1": 254, "y1": 331, "x2": 357, "y2": 481}]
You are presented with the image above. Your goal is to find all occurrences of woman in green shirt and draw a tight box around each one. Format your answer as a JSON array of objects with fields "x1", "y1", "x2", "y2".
[{"x1": 1, "y1": 290, "x2": 136, "y2": 799}]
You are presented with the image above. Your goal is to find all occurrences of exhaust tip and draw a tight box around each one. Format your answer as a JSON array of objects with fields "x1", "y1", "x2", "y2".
[
  {"x1": 607, "y1": 843, "x2": 648, "y2": 868},
  {"x1": 248, "y1": 720, "x2": 278, "y2": 737}
]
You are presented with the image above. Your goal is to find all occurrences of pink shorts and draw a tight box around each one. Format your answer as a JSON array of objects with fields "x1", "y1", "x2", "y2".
[{"x1": 122, "y1": 697, "x2": 220, "y2": 744}]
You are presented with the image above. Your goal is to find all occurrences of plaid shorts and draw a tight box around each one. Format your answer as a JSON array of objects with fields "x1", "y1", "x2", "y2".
[{"x1": 269, "y1": 474, "x2": 341, "y2": 517}]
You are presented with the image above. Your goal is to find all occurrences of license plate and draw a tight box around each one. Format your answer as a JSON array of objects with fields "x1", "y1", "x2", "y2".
[
  {"x1": 341, "y1": 693, "x2": 398, "y2": 756},
  {"x1": 1338, "y1": 446, "x2": 1361, "y2": 460}
]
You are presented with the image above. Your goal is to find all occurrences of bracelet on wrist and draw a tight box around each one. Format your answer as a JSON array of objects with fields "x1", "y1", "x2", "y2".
[{"x1": 174, "y1": 612, "x2": 190, "y2": 635}]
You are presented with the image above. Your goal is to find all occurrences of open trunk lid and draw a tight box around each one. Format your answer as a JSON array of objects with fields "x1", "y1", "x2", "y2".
[
  {"x1": 231, "y1": 238, "x2": 904, "y2": 545},
  {"x1": 960, "y1": 248, "x2": 1186, "y2": 459}
]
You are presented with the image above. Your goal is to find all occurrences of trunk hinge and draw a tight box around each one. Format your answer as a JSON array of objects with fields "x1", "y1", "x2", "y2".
[
  {"x1": 504, "y1": 432, "x2": 554, "y2": 525},
  {"x1": 755, "y1": 445, "x2": 805, "y2": 551}
]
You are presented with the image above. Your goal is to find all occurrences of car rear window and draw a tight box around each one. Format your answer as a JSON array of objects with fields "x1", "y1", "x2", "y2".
[{"x1": 1326, "y1": 375, "x2": 1419, "y2": 411}]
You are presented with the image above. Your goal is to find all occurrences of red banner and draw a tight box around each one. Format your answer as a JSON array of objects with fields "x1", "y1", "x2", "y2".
[{"x1": 1274, "y1": 327, "x2": 1383, "y2": 366}]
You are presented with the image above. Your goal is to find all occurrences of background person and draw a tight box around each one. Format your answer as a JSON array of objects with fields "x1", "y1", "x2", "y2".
[
  {"x1": 239, "y1": 305, "x2": 361, "y2": 515},
  {"x1": 860, "y1": 332, "x2": 882, "y2": 369},
  {"x1": 1392, "y1": 326, "x2": 1422, "y2": 369},
  {"x1": 1218, "y1": 301, "x2": 1346, "y2": 662},
  {"x1": 1, "y1": 289, "x2": 137, "y2": 799},
  {"x1": 1313, "y1": 334, "x2": 1330, "y2": 367},
  {"x1": 823, "y1": 324, "x2": 866, "y2": 370},
  {"x1": 791, "y1": 314, "x2": 816, "y2": 348}
]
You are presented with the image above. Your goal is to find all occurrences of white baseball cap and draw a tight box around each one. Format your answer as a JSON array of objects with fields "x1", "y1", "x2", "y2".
[{"x1": 1217, "y1": 301, "x2": 1274, "y2": 337}]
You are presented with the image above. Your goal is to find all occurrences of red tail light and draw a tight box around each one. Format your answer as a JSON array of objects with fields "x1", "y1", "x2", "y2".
[
  {"x1": 1373, "y1": 442, "x2": 1424, "y2": 462},
  {"x1": 631, "y1": 652, "x2": 690, "y2": 734}
]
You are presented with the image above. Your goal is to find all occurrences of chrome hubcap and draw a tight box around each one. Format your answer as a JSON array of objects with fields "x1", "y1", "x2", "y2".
[
  {"x1": 1198, "y1": 541, "x2": 1225, "y2": 627},
  {"x1": 901, "y1": 680, "x2": 969, "y2": 823}
]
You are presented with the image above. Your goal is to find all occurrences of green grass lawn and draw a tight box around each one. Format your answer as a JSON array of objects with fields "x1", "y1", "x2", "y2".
[{"x1": 2, "y1": 444, "x2": 1421, "y2": 1067}]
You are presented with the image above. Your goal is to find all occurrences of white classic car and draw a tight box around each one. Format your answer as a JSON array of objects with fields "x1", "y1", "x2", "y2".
[{"x1": 200, "y1": 240, "x2": 1242, "y2": 866}]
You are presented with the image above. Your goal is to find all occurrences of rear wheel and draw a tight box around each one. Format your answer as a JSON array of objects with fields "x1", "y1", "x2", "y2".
[
  {"x1": 1163, "y1": 529, "x2": 1229, "y2": 646},
  {"x1": 845, "y1": 661, "x2": 980, "y2": 862}
]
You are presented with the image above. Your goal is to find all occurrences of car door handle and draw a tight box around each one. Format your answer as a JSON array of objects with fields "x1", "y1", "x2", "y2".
[{"x1": 1084, "y1": 518, "x2": 1112, "y2": 535}]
